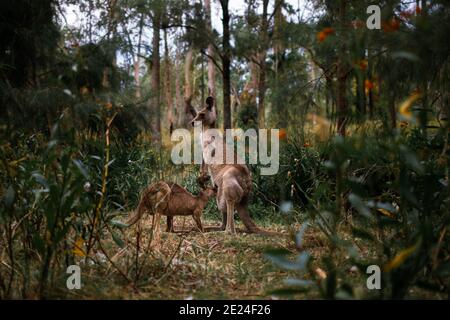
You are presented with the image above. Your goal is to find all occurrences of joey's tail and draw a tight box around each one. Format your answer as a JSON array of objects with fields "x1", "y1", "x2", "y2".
[
  {"x1": 127, "y1": 182, "x2": 171, "y2": 227},
  {"x1": 126, "y1": 194, "x2": 149, "y2": 226}
]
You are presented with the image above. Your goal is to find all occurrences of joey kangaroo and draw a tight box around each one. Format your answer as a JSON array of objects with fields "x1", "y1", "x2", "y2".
[
  {"x1": 191, "y1": 96, "x2": 271, "y2": 235},
  {"x1": 127, "y1": 181, "x2": 216, "y2": 237}
]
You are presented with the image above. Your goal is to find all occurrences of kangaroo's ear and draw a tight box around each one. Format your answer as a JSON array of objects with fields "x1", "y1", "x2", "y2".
[
  {"x1": 206, "y1": 96, "x2": 214, "y2": 111},
  {"x1": 189, "y1": 106, "x2": 197, "y2": 118}
]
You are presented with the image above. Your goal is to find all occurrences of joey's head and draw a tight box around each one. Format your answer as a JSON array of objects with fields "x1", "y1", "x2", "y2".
[
  {"x1": 200, "y1": 186, "x2": 217, "y2": 199},
  {"x1": 191, "y1": 96, "x2": 216, "y2": 128}
]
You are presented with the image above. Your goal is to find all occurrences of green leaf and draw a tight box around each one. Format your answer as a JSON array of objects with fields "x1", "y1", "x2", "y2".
[
  {"x1": 106, "y1": 159, "x2": 116, "y2": 167},
  {"x1": 348, "y1": 193, "x2": 371, "y2": 218},
  {"x1": 400, "y1": 145, "x2": 424, "y2": 174},
  {"x1": 295, "y1": 223, "x2": 308, "y2": 248},
  {"x1": 391, "y1": 51, "x2": 420, "y2": 62},
  {"x1": 284, "y1": 278, "x2": 314, "y2": 287},
  {"x1": 112, "y1": 231, "x2": 125, "y2": 248},
  {"x1": 32, "y1": 172, "x2": 49, "y2": 189},
  {"x1": 110, "y1": 220, "x2": 129, "y2": 229},
  {"x1": 73, "y1": 159, "x2": 89, "y2": 179},
  {"x1": 265, "y1": 251, "x2": 309, "y2": 271},
  {"x1": 366, "y1": 200, "x2": 396, "y2": 213}
]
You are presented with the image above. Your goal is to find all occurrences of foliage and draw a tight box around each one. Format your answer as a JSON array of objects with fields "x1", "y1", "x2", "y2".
[
  {"x1": 266, "y1": 131, "x2": 450, "y2": 299},
  {"x1": 1, "y1": 0, "x2": 449, "y2": 300}
]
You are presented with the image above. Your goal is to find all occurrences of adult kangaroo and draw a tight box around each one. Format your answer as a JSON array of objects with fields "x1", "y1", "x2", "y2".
[{"x1": 192, "y1": 96, "x2": 271, "y2": 235}]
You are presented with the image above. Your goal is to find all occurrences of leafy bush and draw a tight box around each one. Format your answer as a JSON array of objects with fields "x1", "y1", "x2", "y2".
[{"x1": 266, "y1": 131, "x2": 450, "y2": 299}]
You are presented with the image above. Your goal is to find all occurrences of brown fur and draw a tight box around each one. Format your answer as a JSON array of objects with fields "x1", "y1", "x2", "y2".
[
  {"x1": 191, "y1": 97, "x2": 272, "y2": 235},
  {"x1": 127, "y1": 181, "x2": 215, "y2": 236}
]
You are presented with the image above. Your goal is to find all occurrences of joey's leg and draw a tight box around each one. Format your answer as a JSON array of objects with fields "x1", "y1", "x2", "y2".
[
  {"x1": 193, "y1": 213, "x2": 204, "y2": 233},
  {"x1": 166, "y1": 216, "x2": 174, "y2": 232}
]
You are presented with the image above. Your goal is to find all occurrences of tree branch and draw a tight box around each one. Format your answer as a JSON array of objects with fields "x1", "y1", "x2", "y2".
[{"x1": 200, "y1": 49, "x2": 223, "y2": 75}]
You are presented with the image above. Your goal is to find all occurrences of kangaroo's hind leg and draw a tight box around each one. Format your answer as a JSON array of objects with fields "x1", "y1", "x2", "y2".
[{"x1": 225, "y1": 200, "x2": 236, "y2": 235}]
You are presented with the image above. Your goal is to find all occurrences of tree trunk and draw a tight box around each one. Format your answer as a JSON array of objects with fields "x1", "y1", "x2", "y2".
[
  {"x1": 163, "y1": 29, "x2": 173, "y2": 133},
  {"x1": 247, "y1": 60, "x2": 259, "y2": 103},
  {"x1": 205, "y1": 0, "x2": 216, "y2": 98},
  {"x1": 336, "y1": 0, "x2": 348, "y2": 136},
  {"x1": 273, "y1": 0, "x2": 285, "y2": 127},
  {"x1": 184, "y1": 48, "x2": 193, "y2": 101},
  {"x1": 180, "y1": 47, "x2": 195, "y2": 127},
  {"x1": 257, "y1": 57, "x2": 266, "y2": 129},
  {"x1": 257, "y1": 0, "x2": 269, "y2": 129},
  {"x1": 150, "y1": 12, "x2": 161, "y2": 142},
  {"x1": 102, "y1": 0, "x2": 118, "y2": 90},
  {"x1": 175, "y1": 47, "x2": 184, "y2": 127},
  {"x1": 220, "y1": 0, "x2": 231, "y2": 129},
  {"x1": 134, "y1": 13, "x2": 144, "y2": 99}
]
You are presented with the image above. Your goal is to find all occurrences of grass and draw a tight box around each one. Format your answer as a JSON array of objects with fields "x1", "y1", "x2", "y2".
[
  {"x1": 41, "y1": 214, "x2": 394, "y2": 300},
  {"x1": 6, "y1": 210, "x2": 446, "y2": 300},
  {"x1": 47, "y1": 217, "x2": 294, "y2": 299}
]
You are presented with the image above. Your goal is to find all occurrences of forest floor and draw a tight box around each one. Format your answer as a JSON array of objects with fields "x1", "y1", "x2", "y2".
[
  {"x1": 44, "y1": 215, "x2": 444, "y2": 299},
  {"x1": 47, "y1": 216, "x2": 379, "y2": 300}
]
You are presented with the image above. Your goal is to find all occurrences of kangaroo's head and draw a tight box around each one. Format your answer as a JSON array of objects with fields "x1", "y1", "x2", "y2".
[{"x1": 191, "y1": 96, "x2": 216, "y2": 128}]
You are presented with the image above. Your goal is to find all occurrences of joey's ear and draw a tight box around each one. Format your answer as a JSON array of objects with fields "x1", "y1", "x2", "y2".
[{"x1": 206, "y1": 96, "x2": 214, "y2": 111}]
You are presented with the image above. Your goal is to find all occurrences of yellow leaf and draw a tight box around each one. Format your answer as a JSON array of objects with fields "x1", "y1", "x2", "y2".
[
  {"x1": 73, "y1": 237, "x2": 86, "y2": 257},
  {"x1": 399, "y1": 91, "x2": 422, "y2": 118},
  {"x1": 315, "y1": 267, "x2": 327, "y2": 279},
  {"x1": 383, "y1": 244, "x2": 418, "y2": 272},
  {"x1": 377, "y1": 208, "x2": 395, "y2": 219},
  {"x1": 9, "y1": 156, "x2": 28, "y2": 167}
]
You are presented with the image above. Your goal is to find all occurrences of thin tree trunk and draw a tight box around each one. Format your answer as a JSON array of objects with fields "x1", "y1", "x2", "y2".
[
  {"x1": 175, "y1": 47, "x2": 183, "y2": 127},
  {"x1": 205, "y1": 0, "x2": 216, "y2": 98},
  {"x1": 220, "y1": 0, "x2": 231, "y2": 129},
  {"x1": 150, "y1": 12, "x2": 161, "y2": 142},
  {"x1": 257, "y1": 57, "x2": 266, "y2": 129},
  {"x1": 273, "y1": 0, "x2": 285, "y2": 127},
  {"x1": 181, "y1": 47, "x2": 195, "y2": 127},
  {"x1": 248, "y1": 60, "x2": 259, "y2": 103},
  {"x1": 134, "y1": 13, "x2": 144, "y2": 99},
  {"x1": 102, "y1": 0, "x2": 118, "y2": 90},
  {"x1": 336, "y1": 0, "x2": 348, "y2": 136},
  {"x1": 257, "y1": 0, "x2": 269, "y2": 129},
  {"x1": 163, "y1": 29, "x2": 173, "y2": 133},
  {"x1": 184, "y1": 48, "x2": 193, "y2": 101}
]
